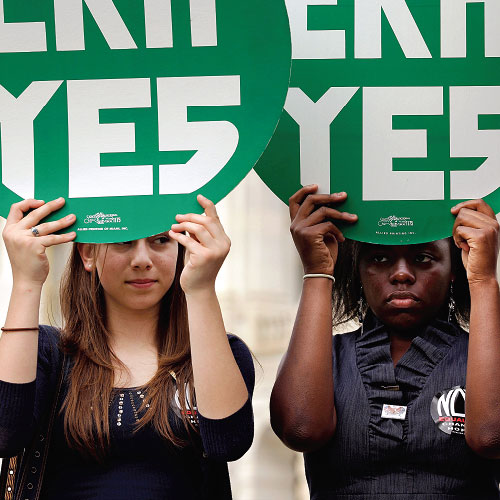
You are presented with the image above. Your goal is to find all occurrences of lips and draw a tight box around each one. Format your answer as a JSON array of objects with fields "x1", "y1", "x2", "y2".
[
  {"x1": 386, "y1": 291, "x2": 420, "y2": 308},
  {"x1": 125, "y1": 279, "x2": 157, "y2": 288}
]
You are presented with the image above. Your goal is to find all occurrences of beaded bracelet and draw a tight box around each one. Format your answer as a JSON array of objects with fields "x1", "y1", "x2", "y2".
[{"x1": 1, "y1": 327, "x2": 39, "y2": 332}]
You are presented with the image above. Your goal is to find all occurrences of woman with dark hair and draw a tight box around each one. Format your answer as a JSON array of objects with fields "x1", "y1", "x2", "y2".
[
  {"x1": 271, "y1": 185, "x2": 500, "y2": 499},
  {"x1": 0, "y1": 195, "x2": 254, "y2": 500}
]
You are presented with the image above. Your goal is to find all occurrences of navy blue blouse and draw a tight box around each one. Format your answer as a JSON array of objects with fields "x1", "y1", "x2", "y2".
[
  {"x1": 305, "y1": 312, "x2": 500, "y2": 499},
  {"x1": 0, "y1": 326, "x2": 255, "y2": 500}
]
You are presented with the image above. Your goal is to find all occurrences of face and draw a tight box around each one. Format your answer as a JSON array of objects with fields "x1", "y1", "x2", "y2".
[
  {"x1": 358, "y1": 240, "x2": 453, "y2": 333},
  {"x1": 79, "y1": 233, "x2": 179, "y2": 314}
]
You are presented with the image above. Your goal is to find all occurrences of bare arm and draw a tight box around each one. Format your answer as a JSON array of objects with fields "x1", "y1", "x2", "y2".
[
  {"x1": 451, "y1": 200, "x2": 500, "y2": 458},
  {"x1": 0, "y1": 198, "x2": 75, "y2": 383},
  {"x1": 270, "y1": 185, "x2": 357, "y2": 452},
  {"x1": 169, "y1": 195, "x2": 248, "y2": 419}
]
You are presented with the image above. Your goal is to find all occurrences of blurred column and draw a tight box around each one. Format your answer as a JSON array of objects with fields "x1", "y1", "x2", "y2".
[{"x1": 216, "y1": 170, "x2": 308, "y2": 500}]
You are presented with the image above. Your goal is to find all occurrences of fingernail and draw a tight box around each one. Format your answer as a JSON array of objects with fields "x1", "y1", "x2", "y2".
[{"x1": 66, "y1": 214, "x2": 75, "y2": 220}]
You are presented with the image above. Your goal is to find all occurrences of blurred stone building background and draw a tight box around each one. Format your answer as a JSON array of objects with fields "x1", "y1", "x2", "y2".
[{"x1": 0, "y1": 171, "x2": 310, "y2": 500}]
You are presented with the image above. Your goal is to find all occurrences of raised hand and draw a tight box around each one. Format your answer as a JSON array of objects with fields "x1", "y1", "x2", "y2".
[
  {"x1": 289, "y1": 185, "x2": 358, "y2": 275},
  {"x1": 169, "y1": 195, "x2": 230, "y2": 294},
  {"x1": 2, "y1": 198, "x2": 76, "y2": 287},
  {"x1": 451, "y1": 200, "x2": 499, "y2": 284}
]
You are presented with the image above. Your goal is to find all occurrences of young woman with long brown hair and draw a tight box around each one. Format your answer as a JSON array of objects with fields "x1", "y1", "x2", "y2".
[{"x1": 0, "y1": 195, "x2": 254, "y2": 500}]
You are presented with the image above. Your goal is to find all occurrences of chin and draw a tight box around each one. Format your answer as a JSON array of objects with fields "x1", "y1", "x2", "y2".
[{"x1": 382, "y1": 311, "x2": 431, "y2": 333}]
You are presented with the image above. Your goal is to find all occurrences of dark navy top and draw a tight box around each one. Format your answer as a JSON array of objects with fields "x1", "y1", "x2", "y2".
[
  {"x1": 0, "y1": 326, "x2": 255, "y2": 500},
  {"x1": 305, "y1": 312, "x2": 500, "y2": 499}
]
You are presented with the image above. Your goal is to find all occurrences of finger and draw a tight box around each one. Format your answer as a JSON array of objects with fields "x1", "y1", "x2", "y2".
[
  {"x1": 451, "y1": 199, "x2": 496, "y2": 219},
  {"x1": 175, "y1": 212, "x2": 224, "y2": 240},
  {"x1": 452, "y1": 208, "x2": 499, "y2": 237},
  {"x1": 300, "y1": 220, "x2": 346, "y2": 243},
  {"x1": 5, "y1": 199, "x2": 45, "y2": 226},
  {"x1": 171, "y1": 222, "x2": 213, "y2": 247},
  {"x1": 294, "y1": 192, "x2": 349, "y2": 222},
  {"x1": 30, "y1": 214, "x2": 76, "y2": 237},
  {"x1": 169, "y1": 230, "x2": 204, "y2": 254},
  {"x1": 20, "y1": 197, "x2": 66, "y2": 230},
  {"x1": 309, "y1": 221, "x2": 345, "y2": 242},
  {"x1": 39, "y1": 231, "x2": 77, "y2": 248},
  {"x1": 289, "y1": 185, "x2": 319, "y2": 220},
  {"x1": 303, "y1": 206, "x2": 358, "y2": 227},
  {"x1": 197, "y1": 194, "x2": 218, "y2": 219}
]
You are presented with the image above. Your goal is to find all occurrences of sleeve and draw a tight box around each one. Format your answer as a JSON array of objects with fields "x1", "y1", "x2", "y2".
[
  {"x1": 197, "y1": 334, "x2": 255, "y2": 462},
  {"x1": 0, "y1": 326, "x2": 60, "y2": 457}
]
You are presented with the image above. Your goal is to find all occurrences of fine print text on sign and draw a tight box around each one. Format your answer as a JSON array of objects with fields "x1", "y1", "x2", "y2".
[
  {"x1": 255, "y1": 0, "x2": 500, "y2": 244},
  {"x1": 0, "y1": 0, "x2": 292, "y2": 243}
]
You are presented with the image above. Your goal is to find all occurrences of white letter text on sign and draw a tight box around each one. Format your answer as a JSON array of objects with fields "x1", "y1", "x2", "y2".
[
  {"x1": 144, "y1": 0, "x2": 217, "y2": 49},
  {"x1": 285, "y1": 0, "x2": 345, "y2": 59},
  {"x1": 67, "y1": 78, "x2": 153, "y2": 199},
  {"x1": 363, "y1": 87, "x2": 444, "y2": 201},
  {"x1": 54, "y1": 0, "x2": 137, "y2": 51},
  {"x1": 285, "y1": 87, "x2": 359, "y2": 194},
  {"x1": 157, "y1": 76, "x2": 240, "y2": 194},
  {"x1": 0, "y1": 81, "x2": 63, "y2": 199},
  {"x1": 0, "y1": 0, "x2": 46, "y2": 53},
  {"x1": 450, "y1": 86, "x2": 500, "y2": 200},
  {"x1": 441, "y1": 0, "x2": 500, "y2": 58},
  {"x1": 354, "y1": 0, "x2": 431, "y2": 59}
]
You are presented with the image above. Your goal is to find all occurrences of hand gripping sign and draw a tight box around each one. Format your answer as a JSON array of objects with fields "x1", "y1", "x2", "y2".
[
  {"x1": 255, "y1": 0, "x2": 500, "y2": 244},
  {"x1": 0, "y1": 0, "x2": 291, "y2": 243}
]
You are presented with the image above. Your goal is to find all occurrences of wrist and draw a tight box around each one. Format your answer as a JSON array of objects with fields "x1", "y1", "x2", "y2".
[
  {"x1": 183, "y1": 285, "x2": 217, "y2": 301},
  {"x1": 303, "y1": 266, "x2": 334, "y2": 276},
  {"x1": 468, "y1": 276, "x2": 499, "y2": 293},
  {"x1": 11, "y1": 280, "x2": 44, "y2": 294}
]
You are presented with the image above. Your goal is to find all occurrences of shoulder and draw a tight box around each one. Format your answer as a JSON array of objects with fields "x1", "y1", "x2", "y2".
[
  {"x1": 332, "y1": 328, "x2": 359, "y2": 350},
  {"x1": 226, "y1": 333, "x2": 255, "y2": 393},
  {"x1": 226, "y1": 333, "x2": 250, "y2": 354},
  {"x1": 38, "y1": 325, "x2": 62, "y2": 366}
]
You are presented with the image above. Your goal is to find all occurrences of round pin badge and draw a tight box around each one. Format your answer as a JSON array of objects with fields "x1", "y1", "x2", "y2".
[{"x1": 430, "y1": 386, "x2": 466, "y2": 436}]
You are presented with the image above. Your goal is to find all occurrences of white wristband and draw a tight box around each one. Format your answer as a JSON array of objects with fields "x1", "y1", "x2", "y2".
[{"x1": 303, "y1": 273, "x2": 335, "y2": 283}]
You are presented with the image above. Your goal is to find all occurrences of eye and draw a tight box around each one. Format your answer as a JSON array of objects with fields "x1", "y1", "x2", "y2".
[
  {"x1": 415, "y1": 254, "x2": 433, "y2": 263},
  {"x1": 373, "y1": 255, "x2": 388, "y2": 263},
  {"x1": 114, "y1": 241, "x2": 132, "y2": 246},
  {"x1": 152, "y1": 235, "x2": 170, "y2": 245}
]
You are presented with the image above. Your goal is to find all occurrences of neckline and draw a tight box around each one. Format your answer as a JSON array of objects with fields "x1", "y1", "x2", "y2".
[{"x1": 355, "y1": 310, "x2": 461, "y2": 441}]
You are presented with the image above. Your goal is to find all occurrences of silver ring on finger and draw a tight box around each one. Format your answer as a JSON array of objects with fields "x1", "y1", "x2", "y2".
[{"x1": 31, "y1": 226, "x2": 40, "y2": 237}]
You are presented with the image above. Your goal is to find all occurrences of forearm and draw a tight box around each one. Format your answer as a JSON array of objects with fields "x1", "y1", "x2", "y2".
[
  {"x1": 186, "y1": 288, "x2": 248, "y2": 419},
  {"x1": 465, "y1": 278, "x2": 500, "y2": 457},
  {"x1": 0, "y1": 282, "x2": 42, "y2": 383},
  {"x1": 270, "y1": 278, "x2": 335, "y2": 451}
]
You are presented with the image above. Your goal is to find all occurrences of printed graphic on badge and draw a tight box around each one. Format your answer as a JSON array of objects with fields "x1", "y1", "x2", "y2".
[
  {"x1": 430, "y1": 386, "x2": 466, "y2": 436},
  {"x1": 381, "y1": 404, "x2": 407, "y2": 420}
]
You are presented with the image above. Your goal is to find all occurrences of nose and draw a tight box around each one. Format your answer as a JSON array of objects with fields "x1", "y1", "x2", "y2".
[
  {"x1": 389, "y1": 258, "x2": 415, "y2": 284},
  {"x1": 130, "y1": 239, "x2": 153, "y2": 270}
]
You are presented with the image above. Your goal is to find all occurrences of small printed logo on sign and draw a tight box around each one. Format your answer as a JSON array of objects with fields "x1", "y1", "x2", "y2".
[
  {"x1": 378, "y1": 216, "x2": 414, "y2": 228},
  {"x1": 430, "y1": 386, "x2": 466, "y2": 436},
  {"x1": 84, "y1": 212, "x2": 122, "y2": 225}
]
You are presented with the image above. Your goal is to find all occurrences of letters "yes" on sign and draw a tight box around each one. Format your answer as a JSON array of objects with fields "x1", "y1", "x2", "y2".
[{"x1": 285, "y1": 0, "x2": 500, "y2": 201}]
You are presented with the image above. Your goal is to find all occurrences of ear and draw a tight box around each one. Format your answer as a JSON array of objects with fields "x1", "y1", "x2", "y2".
[{"x1": 77, "y1": 243, "x2": 95, "y2": 272}]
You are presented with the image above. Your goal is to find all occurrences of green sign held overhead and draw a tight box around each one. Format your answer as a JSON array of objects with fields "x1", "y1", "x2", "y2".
[
  {"x1": 0, "y1": 0, "x2": 292, "y2": 242},
  {"x1": 255, "y1": 0, "x2": 500, "y2": 244}
]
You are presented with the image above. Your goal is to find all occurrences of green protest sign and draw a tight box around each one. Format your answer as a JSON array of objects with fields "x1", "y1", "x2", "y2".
[
  {"x1": 0, "y1": 0, "x2": 291, "y2": 242},
  {"x1": 255, "y1": 0, "x2": 500, "y2": 244}
]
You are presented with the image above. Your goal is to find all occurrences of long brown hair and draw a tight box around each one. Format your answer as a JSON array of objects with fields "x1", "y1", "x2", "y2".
[{"x1": 59, "y1": 243, "x2": 196, "y2": 460}]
